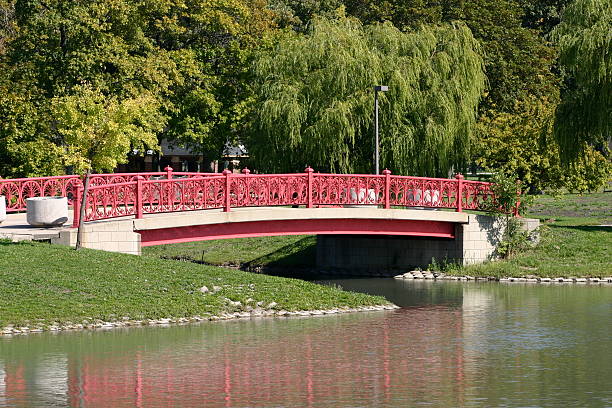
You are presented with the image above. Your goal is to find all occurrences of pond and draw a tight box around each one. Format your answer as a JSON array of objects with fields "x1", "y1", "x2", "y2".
[{"x1": 1, "y1": 280, "x2": 611, "y2": 407}]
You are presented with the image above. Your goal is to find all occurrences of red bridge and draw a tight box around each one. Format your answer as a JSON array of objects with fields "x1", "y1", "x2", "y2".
[
  {"x1": 0, "y1": 168, "x2": 516, "y2": 269},
  {"x1": 0, "y1": 167, "x2": 495, "y2": 219}
]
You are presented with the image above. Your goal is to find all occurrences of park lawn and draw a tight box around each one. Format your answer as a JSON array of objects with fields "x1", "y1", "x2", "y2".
[
  {"x1": 0, "y1": 241, "x2": 389, "y2": 329},
  {"x1": 526, "y1": 192, "x2": 612, "y2": 225},
  {"x1": 453, "y1": 192, "x2": 612, "y2": 278}
]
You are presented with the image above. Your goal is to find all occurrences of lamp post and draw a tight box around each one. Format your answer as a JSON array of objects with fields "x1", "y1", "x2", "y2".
[{"x1": 374, "y1": 85, "x2": 389, "y2": 174}]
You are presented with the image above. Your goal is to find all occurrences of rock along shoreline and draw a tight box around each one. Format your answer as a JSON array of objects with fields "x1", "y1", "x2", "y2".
[
  {"x1": 0, "y1": 304, "x2": 400, "y2": 336},
  {"x1": 395, "y1": 271, "x2": 612, "y2": 284}
]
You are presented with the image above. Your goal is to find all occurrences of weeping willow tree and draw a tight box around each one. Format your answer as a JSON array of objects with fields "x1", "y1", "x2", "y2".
[
  {"x1": 247, "y1": 17, "x2": 486, "y2": 176},
  {"x1": 552, "y1": 0, "x2": 611, "y2": 162}
]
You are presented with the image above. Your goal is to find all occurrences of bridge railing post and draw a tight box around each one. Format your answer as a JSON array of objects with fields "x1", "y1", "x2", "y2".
[
  {"x1": 513, "y1": 181, "x2": 522, "y2": 217},
  {"x1": 455, "y1": 173, "x2": 464, "y2": 212},
  {"x1": 164, "y1": 166, "x2": 174, "y2": 210},
  {"x1": 223, "y1": 169, "x2": 232, "y2": 212},
  {"x1": 305, "y1": 167, "x2": 314, "y2": 208},
  {"x1": 383, "y1": 169, "x2": 391, "y2": 209},
  {"x1": 165, "y1": 166, "x2": 173, "y2": 180},
  {"x1": 72, "y1": 181, "x2": 84, "y2": 228},
  {"x1": 135, "y1": 176, "x2": 144, "y2": 219}
]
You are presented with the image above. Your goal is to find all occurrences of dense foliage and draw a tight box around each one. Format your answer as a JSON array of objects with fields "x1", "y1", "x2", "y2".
[
  {"x1": 475, "y1": 96, "x2": 611, "y2": 193},
  {"x1": 0, "y1": 0, "x2": 274, "y2": 174},
  {"x1": 552, "y1": 0, "x2": 611, "y2": 161},
  {"x1": 0, "y1": 0, "x2": 609, "y2": 191},
  {"x1": 248, "y1": 17, "x2": 485, "y2": 175}
]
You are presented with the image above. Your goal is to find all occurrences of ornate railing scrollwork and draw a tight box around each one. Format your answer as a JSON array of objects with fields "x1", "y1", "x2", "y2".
[{"x1": 1, "y1": 168, "x2": 500, "y2": 226}]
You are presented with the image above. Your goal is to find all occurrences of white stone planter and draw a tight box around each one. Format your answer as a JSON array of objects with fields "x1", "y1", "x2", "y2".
[
  {"x1": 26, "y1": 197, "x2": 68, "y2": 227},
  {"x1": 0, "y1": 195, "x2": 6, "y2": 224}
]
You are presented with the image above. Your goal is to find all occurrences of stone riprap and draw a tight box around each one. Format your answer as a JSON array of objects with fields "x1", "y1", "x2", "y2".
[
  {"x1": 394, "y1": 271, "x2": 612, "y2": 284},
  {"x1": 0, "y1": 304, "x2": 400, "y2": 336}
]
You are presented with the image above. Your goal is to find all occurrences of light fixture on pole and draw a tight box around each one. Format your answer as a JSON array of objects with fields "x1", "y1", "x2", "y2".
[{"x1": 374, "y1": 85, "x2": 389, "y2": 175}]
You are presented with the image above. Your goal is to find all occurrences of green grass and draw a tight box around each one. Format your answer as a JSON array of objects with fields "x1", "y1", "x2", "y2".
[
  {"x1": 456, "y1": 224, "x2": 612, "y2": 278},
  {"x1": 453, "y1": 192, "x2": 612, "y2": 278},
  {"x1": 526, "y1": 192, "x2": 612, "y2": 225},
  {"x1": 143, "y1": 235, "x2": 317, "y2": 268},
  {"x1": 0, "y1": 241, "x2": 389, "y2": 328}
]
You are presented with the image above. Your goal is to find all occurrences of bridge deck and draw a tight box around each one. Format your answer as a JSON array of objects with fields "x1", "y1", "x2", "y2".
[
  {"x1": 0, "y1": 212, "x2": 72, "y2": 242},
  {"x1": 134, "y1": 207, "x2": 468, "y2": 230}
]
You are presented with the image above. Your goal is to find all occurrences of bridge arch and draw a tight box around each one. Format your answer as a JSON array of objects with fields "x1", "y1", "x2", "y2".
[{"x1": 134, "y1": 207, "x2": 468, "y2": 247}]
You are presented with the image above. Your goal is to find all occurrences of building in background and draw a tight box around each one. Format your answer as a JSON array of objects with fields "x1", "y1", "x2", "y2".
[{"x1": 114, "y1": 140, "x2": 248, "y2": 174}]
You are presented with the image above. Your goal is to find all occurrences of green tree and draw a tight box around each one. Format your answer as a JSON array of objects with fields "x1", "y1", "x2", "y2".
[
  {"x1": 446, "y1": 0, "x2": 559, "y2": 112},
  {"x1": 475, "y1": 96, "x2": 610, "y2": 193},
  {"x1": 248, "y1": 17, "x2": 485, "y2": 175},
  {"x1": 0, "y1": 0, "x2": 183, "y2": 176},
  {"x1": 342, "y1": 0, "x2": 570, "y2": 191},
  {"x1": 519, "y1": 0, "x2": 572, "y2": 33},
  {"x1": 50, "y1": 83, "x2": 165, "y2": 250},
  {"x1": 160, "y1": 0, "x2": 278, "y2": 162},
  {"x1": 343, "y1": 0, "x2": 442, "y2": 30},
  {"x1": 268, "y1": 0, "x2": 342, "y2": 29},
  {"x1": 551, "y1": 0, "x2": 611, "y2": 161},
  {"x1": 0, "y1": 0, "x2": 276, "y2": 177},
  {"x1": 52, "y1": 85, "x2": 164, "y2": 173},
  {"x1": 0, "y1": 85, "x2": 65, "y2": 178},
  {"x1": 0, "y1": 0, "x2": 16, "y2": 54},
  {"x1": 342, "y1": 0, "x2": 559, "y2": 113},
  {"x1": 475, "y1": 97, "x2": 564, "y2": 192}
]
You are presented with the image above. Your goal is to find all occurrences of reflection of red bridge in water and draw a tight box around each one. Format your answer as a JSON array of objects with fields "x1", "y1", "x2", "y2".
[
  {"x1": 0, "y1": 167, "x2": 500, "y2": 244},
  {"x1": 0, "y1": 307, "x2": 470, "y2": 407}
]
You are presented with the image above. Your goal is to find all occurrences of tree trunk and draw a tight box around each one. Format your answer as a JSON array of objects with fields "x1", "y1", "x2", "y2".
[{"x1": 75, "y1": 171, "x2": 91, "y2": 250}]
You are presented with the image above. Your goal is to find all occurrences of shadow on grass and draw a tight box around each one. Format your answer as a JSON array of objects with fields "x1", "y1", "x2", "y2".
[
  {"x1": 548, "y1": 225, "x2": 611, "y2": 233},
  {"x1": 156, "y1": 236, "x2": 318, "y2": 277},
  {"x1": 245, "y1": 236, "x2": 317, "y2": 268}
]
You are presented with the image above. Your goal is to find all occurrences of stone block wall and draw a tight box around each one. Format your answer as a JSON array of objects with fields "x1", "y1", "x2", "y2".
[
  {"x1": 316, "y1": 234, "x2": 461, "y2": 275},
  {"x1": 459, "y1": 214, "x2": 505, "y2": 265},
  {"x1": 316, "y1": 214, "x2": 539, "y2": 274},
  {"x1": 52, "y1": 220, "x2": 141, "y2": 255}
]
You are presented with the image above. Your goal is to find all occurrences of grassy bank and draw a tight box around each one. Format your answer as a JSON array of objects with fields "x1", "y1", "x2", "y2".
[
  {"x1": 453, "y1": 224, "x2": 611, "y2": 277},
  {"x1": 526, "y1": 192, "x2": 611, "y2": 226},
  {"x1": 143, "y1": 193, "x2": 612, "y2": 279},
  {"x1": 0, "y1": 241, "x2": 389, "y2": 329},
  {"x1": 453, "y1": 192, "x2": 612, "y2": 278}
]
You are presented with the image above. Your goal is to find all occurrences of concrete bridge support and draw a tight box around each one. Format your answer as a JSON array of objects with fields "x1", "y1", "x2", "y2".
[
  {"x1": 315, "y1": 215, "x2": 539, "y2": 275},
  {"x1": 52, "y1": 219, "x2": 141, "y2": 255}
]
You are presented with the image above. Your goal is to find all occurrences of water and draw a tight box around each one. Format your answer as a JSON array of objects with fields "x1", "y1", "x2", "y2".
[{"x1": 1, "y1": 280, "x2": 611, "y2": 407}]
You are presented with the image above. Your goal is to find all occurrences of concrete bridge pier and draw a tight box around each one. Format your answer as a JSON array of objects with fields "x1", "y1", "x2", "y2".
[
  {"x1": 52, "y1": 219, "x2": 141, "y2": 255},
  {"x1": 315, "y1": 215, "x2": 539, "y2": 276}
]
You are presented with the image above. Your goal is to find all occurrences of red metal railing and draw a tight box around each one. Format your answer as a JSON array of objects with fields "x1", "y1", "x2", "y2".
[
  {"x1": 0, "y1": 175, "x2": 82, "y2": 212},
  {"x1": 0, "y1": 167, "x2": 215, "y2": 213},
  {"x1": 77, "y1": 168, "x2": 496, "y2": 226},
  {"x1": 0, "y1": 168, "x2": 498, "y2": 227}
]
